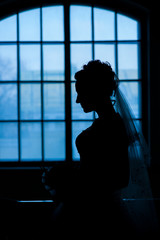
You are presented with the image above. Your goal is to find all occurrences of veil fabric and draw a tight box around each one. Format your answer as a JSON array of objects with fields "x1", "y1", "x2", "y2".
[
  {"x1": 115, "y1": 86, "x2": 151, "y2": 198},
  {"x1": 114, "y1": 86, "x2": 159, "y2": 233}
]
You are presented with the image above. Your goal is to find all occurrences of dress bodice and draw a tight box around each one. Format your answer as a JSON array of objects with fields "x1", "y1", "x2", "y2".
[{"x1": 76, "y1": 112, "x2": 129, "y2": 193}]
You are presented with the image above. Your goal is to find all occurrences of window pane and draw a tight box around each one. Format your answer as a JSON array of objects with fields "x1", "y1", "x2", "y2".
[
  {"x1": 119, "y1": 82, "x2": 141, "y2": 118},
  {"x1": 94, "y1": 8, "x2": 115, "y2": 40},
  {"x1": 71, "y1": 44, "x2": 92, "y2": 80},
  {"x1": 44, "y1": 84, "x2": 65, "y2": 120},
  {"x1": 71, "y1": 83, "x2": 94, "y2": 120},
  {"x1": 70, "y1": 6, "x2": 92, "y2": 41},
  {"x1": 19, "y1": 8, "x2": 40, "y2": 41},
  {"x1": 0, "y1": 84, "x2": 17, "y2": 120},
  {"x1": 0, "y1": 15, "x2": 17, "y2": 41},
  {"x1": 118, "y1": 44, "x2": 139, "y2": 80},
  {"x1": 21, "y1": 122, "x2": 42, "y2": 161},
  {"x1": 20, "y1": 84, "x2": 41, "y2": 120},
  {"x1": 44, "y1": 122, "x2": 65, "y2": 160},
  {"x1": 94, "y1": 44, "x2": 115, "y2": 71},
  {"x1": 0, "y1": 45, "x2": 17, "y2": 81},
  {"x1": 43, "y1": 44, "x2": 64, "y2": 81},
  {"x1": 0, "y1": 123, "x2": 18, "y2": 161},
  {"x1": 42, "y1": 6, "x2": 64, "y2": 41},
  {"x1": 117, "y1": 14, "x2": 139, "y2": 40},
  {"x1": 20, "y1": 44, "x2": 40, "y2": 80},
  {"x1": 72, "y1": 121, "x2": 92, "y2": 160}
]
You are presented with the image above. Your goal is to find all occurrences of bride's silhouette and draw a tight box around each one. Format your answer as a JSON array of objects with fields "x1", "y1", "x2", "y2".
[
  {"x1": 73, "y1": 60, "x2": 130, "y2": 235},
  {"x1": 42, "y1": 60, "x2": 130, "y2": 237},
  {"x1": 75, "y1": 60, "x2": 129, "y2": 193}
]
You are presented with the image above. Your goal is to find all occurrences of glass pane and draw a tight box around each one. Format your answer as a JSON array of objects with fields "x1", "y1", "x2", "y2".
[
  {"x1": 70, "y1": 5, "x2": 92, "y2": 41},
  {"x1": 0, "y1": 45, "x2": 17, "y2": 81},
  {"x1": 0, "y1": 15, "x2": 17, "y2": 41},
  {"x1": 20, "y1": 84, "x2": 41, "y2": 120},
  {"x1": 117, "y1": 14, "x2": 139, "y2": 40},
  {"x1": 0, "y1": 84, "x2": 17, "y2": 120},
  {"x1": 0, "y1": 123, "x2": 18, "y2": 161},
  {"x1": 71, "y1": 44, "x2": 92, "y2": 80},
  {"x1": 43, "y1": 44, "x2": 64, "y2": 81},
  {"x1": 42, "y1": 6, "x2": 64, "y2": 41},
  {"x1": 72, "y1": 121, "x2": 93, "y2": 160},
  {"x1": 21, "y1": 122, "x2": 42, "y2": 161},
  {"x1": 119, "y1": 82, "x2": 140, "y2": 118},
  {"x1": 118, "y1": 44, "x2": 139, "y2": 80},
  {"x1": 94, "y1": 8, "x2": 115, "y2": 40},
  {"x1": 71, "y1": 83, "x2": 94, "y2": 120},
  {"x1": 44, "y1": 122, "x2": 65, "y2": 160},
  {"x1": 19, "y1": 8, "x2": 40, "y2": 41},
  {"x1": 20, "y1": 44, "x2": 40, "y2": 80},
  {"x1": 94, "y1": 44, "x2": 115, "y2": 71},
  {"x1": 44, "y1": 84, "x2": 65, "y2": 120}
]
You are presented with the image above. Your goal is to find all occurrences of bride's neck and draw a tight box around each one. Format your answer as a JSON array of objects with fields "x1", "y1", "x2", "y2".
[{"x1": 95, "y1": 100, "x2": 115, "y2": 118}]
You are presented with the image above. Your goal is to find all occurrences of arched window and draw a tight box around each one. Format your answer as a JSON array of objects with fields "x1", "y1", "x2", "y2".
[{"x1": 0, "y1": 4, "x2": 141, "y2": 164}]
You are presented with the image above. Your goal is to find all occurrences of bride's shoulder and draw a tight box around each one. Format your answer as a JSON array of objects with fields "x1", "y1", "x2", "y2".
[
  {"x1": 75, "y1": 123, "x2": 95, "y2": 151},
  {"x1": 76, "y1": 124, "x2": 92, "y2": 141}
]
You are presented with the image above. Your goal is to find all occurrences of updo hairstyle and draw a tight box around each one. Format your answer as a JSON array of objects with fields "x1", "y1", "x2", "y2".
[{"x1": 74, "y1": 60, "x2": 118, "y2": 98}]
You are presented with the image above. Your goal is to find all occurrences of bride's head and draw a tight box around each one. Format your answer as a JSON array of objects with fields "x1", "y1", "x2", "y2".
[{"x1": 75, "y1": 60, "x2": 118, "y2": 113}]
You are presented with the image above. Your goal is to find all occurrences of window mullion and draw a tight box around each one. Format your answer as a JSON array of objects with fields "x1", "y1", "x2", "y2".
[
  {"x1": 17, "y1": 12, "x2": 21, "y2": 162},
  {"x1": 91, "y1": 6, "x2": 96, "y2": 120},
  {"x1": 64, "y1": 3, "x2": 72, "y2": 162},
  {"x1": 91, "y1": 6, "x2": 95, "y2": 60},
  {"x1": 40, "y1": 7, "x2": 44, "y2": 162},
  {"x1": 115, "y1": 12, "x2": 118, "y2": 77}
]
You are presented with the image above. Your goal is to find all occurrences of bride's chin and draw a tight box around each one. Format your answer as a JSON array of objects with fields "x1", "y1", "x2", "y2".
[
  {"x1": 82, "y1": 107, "x2": 92, "y2": 113},
  {"x1": 80, "y1": 104, "x2": 93, "y2": 113}
]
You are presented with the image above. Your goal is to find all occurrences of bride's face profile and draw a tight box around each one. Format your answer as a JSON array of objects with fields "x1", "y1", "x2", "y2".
[
  {"x1": 74, "y1": 60, "x2": 117, "y2": 114},
  {"x1": 75, "y1": 85, "x2": 95, "y2": 113}
]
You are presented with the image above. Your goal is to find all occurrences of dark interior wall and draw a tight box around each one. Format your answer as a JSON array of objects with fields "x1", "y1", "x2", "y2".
[{"x1": 0, "y1": 0, "x2": 159, "y2": 200}]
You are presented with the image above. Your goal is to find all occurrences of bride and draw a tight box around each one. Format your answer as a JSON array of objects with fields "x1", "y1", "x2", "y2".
[{"x1": 74, "y1": 60, "x2": 159, "y2": 237}]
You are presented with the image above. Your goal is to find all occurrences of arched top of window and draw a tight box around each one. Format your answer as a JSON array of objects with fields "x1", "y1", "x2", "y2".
[{"x1": 0, "y1": 5, "x2": 140, "y2": 42}]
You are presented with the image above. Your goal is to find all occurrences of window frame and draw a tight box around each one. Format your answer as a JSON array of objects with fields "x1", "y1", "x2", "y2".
[{"x1": 0, "y1": 2, "x2": 150, "y2": 168}]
